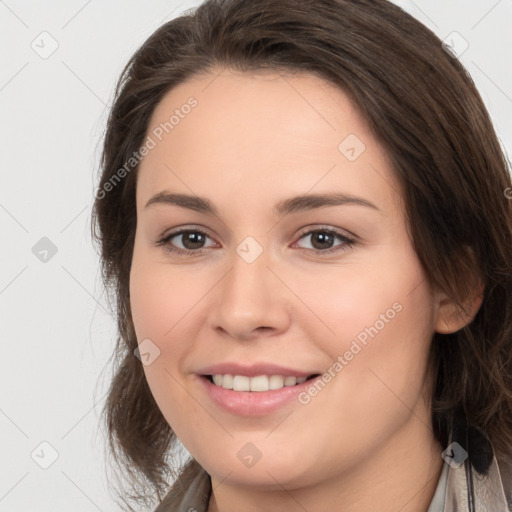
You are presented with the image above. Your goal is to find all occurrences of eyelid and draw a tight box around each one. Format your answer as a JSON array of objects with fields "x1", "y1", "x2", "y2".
[
  {"x1": 158, "y1": 224, "x2": 215, "y2": 241},
  {"x1": 294, "y1": 224, "x2": 358, "y2": 241}
]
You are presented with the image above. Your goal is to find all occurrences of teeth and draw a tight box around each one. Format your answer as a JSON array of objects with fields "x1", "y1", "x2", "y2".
[
  {"x1": 222, "y1": 374, "x2": 233, "y2": 389},
  {"x1": 233, "y1": 375, "x2": 250, "y2": 391},
  {"x1": 284, "y1": 376, "x2": 297, "y2": 386},
  {"x1": 250, "y1": 375, "x2": 268, "y2": 391},
  {"x1": 269, "y1": 375, "x2": 285, "y2": 390},
  {"x1": 211, "y1": 374, "x2": 309, "y2": 392}
]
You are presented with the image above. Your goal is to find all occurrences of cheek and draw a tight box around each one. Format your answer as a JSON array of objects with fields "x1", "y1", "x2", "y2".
[
  {"x1": 290, "y1": 248, "x2": 432, "y2": 345},
  {"x1": 129, "y1": 247, "x2": 205, "y2": 352},
  {"x1": 294, "y1": 245, "x2": 435, "y2": 406},
  {"x1": 129, "y1": 248, "x2": 203, "y2": 427},
  {"x1": 284, "y1": 267, "x2": 436, "y2": 473}
]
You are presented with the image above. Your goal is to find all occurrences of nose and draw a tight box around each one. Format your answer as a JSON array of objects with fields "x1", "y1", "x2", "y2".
[{"x1": 208, "y1": 245, "x2": 291, "y2": 341}]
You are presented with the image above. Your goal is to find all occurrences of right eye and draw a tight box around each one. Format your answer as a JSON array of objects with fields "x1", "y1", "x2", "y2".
[{"x1": 156, "y1": 229, "x2": 218, "y2": 255}]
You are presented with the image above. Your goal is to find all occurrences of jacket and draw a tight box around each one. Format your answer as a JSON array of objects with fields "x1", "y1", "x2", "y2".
[{"x1": 155, "y1": 439, "x2": 512, "y2": 511}]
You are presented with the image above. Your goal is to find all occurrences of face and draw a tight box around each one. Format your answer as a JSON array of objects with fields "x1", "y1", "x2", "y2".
[{"x1": 130, "y1": 67, "x2": 446, "y2": 491}]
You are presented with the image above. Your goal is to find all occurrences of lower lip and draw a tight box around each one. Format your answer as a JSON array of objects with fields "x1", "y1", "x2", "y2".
[{"x1": 197, "y1": 375, "x2": 321, "y2": 416}]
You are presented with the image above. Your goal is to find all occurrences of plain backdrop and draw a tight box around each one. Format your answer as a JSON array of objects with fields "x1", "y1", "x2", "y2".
[{"x1": 1, "y1": 1, "x2": 511, "y2": 510}]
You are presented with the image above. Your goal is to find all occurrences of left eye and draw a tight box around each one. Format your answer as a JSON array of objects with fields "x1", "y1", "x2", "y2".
[{"x1": 294, "y1": 229, "x2": 355, "y2": 253}]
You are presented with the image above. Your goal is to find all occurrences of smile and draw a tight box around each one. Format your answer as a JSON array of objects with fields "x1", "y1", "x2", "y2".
[
  {"x1": 198, "y1": 373, "x2": 323, "y2": 416},
  {"x1": 207, "y1": 374, "x2": 319, "y2": 392}
]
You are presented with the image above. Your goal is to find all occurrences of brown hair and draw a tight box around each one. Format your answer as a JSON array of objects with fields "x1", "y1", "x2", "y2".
[{"x1": 92, "y1": 0, "x2": 512, "y2": 509}]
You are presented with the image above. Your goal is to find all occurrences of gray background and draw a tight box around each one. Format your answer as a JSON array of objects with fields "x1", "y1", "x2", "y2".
[{"x1": 1, "y1": 0, "x2": 511, "y2": 510}]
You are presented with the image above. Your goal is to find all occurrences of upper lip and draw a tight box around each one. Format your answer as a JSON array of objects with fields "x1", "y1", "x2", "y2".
[{"x1": 197, "y1": 362, "x2": 320, "y2": 378}]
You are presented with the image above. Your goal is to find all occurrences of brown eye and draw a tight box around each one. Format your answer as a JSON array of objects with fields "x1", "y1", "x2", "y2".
[
  {"x1": 309, "y1": 231, "x2": 336, "y2": 250},
  {"x1": 295, "y1": 228, "x2": 356, "y2": 254},
  {"x1": 157, "y1": 229, "x2": 217, "y2": 255},
  {"x1": 177, "y1": 231, "x2": 208, "y2": 250}
]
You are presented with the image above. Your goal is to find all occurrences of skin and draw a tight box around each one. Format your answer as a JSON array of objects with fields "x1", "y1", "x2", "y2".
[{"x1": 129, "y1": 67, "x2": 482, "y2": 511}]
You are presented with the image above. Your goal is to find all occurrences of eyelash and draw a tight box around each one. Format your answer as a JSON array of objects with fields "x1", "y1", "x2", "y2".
[{"x1": 155, "y1": 226, "x2": 356, "y2": 257}]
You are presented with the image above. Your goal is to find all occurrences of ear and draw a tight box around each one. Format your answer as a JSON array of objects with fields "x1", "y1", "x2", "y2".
[
  {"x1": 434, "y1": 249, "x2": 485, "y2": 334},
  {"x1": 434, "y1": 291, "x2": 483, "y2": 334}
]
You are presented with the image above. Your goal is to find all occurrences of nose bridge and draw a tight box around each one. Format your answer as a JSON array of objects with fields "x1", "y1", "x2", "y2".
[{"x1": 209, "y1": 237, "x2": 290, "y2": 339}]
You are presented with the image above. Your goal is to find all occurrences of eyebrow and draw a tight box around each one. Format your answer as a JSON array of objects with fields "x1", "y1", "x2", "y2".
[{"x1": 144, "y1": 191, "x2": 382, "y2": 216}]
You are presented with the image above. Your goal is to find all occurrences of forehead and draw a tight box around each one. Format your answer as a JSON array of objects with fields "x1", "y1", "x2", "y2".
[
  {"x1": 146, "y1": 67, "x2": 366, "y2": 155},
  {"x1": 136, "y1": 67, "x2": 401, "y2": 216}
]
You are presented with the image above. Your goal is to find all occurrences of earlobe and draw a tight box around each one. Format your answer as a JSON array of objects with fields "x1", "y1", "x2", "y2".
[{"x1": 434, "y1": 281, "x2": 484, "y2": 334}]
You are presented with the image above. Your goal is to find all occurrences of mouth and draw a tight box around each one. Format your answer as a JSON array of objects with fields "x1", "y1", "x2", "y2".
[{"x1": 203, "y1": 373, "x2": 321, "y2": 392}]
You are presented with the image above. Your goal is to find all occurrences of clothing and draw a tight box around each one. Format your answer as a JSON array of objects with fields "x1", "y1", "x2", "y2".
[
  {"x1": 426, "y1": 451, "x2": 512, "y2": 511},
  {"x1": 155, "y1": 443, "x2": 512, "y2": 511}
]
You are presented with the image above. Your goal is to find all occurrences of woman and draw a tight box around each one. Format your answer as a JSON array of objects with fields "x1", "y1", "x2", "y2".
[{"x1": 92, "y1": 0, "x2": 512, "y2": 510}]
